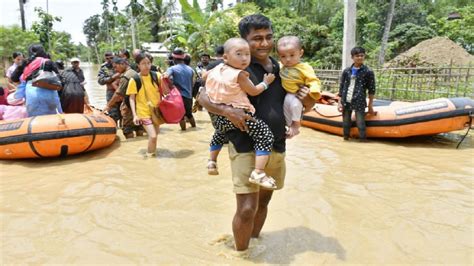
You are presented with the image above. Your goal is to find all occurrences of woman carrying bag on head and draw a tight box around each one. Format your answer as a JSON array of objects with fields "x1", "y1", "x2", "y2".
[
  {"x1": 126, "y1": 53, "x2": 164, "y2": 158},
  {"x1": 10, "y1": 44, "x2": 62, "y2": 117}
]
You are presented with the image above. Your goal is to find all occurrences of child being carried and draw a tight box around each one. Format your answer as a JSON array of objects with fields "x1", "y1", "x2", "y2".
[
  {"x1": 277, "y1": 36, "x2": 321, "y2": 138},
  {"x1": 205, "y1": 38, "x2": 277, "y2": 190}
]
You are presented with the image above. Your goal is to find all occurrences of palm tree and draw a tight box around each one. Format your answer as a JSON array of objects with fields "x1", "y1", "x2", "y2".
[
  {"x1": 144, "y1": 0, "x2": 174, "y2": 42},
  {"x1": 126, "y1": 0, "x2": 145, "y2": 49}
]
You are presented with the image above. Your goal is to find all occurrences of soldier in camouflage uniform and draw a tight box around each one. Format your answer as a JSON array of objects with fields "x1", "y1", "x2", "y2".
[{"x1": 98, "y1": 52, "x2": 121, "y2": 124}]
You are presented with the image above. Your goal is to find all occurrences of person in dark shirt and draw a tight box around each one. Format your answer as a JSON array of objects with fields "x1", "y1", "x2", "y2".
[
  {"x1": 98, "y1": 52, "x2": 121, "y2": 123},
  {"x1": 198, "y1": 14, "x2": 315, "y2": 254},
  {"x1": 59, "y1": 58, "x2": 86, "y2": 113},
  {"x1": 206, "y1": 45, "x2": 224, "y2": 71},
  {"x1": 195, "y1": 53, "x2": 210, "y2": 77},
  {"x1": 338, "y1": 47, "x2": 376, "y2": 141}
]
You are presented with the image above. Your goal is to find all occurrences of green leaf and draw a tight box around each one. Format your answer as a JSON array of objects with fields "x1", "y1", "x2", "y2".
[{"x1": 179, "y1": 0, "x2": 204, "y2": 24}]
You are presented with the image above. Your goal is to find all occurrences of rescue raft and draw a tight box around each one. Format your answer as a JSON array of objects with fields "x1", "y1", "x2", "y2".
[
  {"x1": 302, "y1": 97, "x2": 474, "y2": 138},
  {"x1": 0, "y1": 112, "x2": 116, "y2": 159}
]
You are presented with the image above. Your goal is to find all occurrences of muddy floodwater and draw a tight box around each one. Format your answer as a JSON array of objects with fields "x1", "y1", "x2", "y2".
[{"x1": 1, "y1": 65, "x2": 472, "y2": 264}]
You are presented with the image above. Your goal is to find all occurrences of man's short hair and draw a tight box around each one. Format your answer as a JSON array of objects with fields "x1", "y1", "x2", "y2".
[
  {"x1": 214, "y1": 45, "x2": 224, "y2": 57},
  {"x1": 119, "y1": 49, "x2": 130, "y2": 59},
  {"x1": 104, "y1": 51, "x2": 113, "y2": 57},
  {"x1": 184, "y1": 54, "x2": 191, "y2": 65},
  {"x1": 351, "y1": 47, "x2": 366, "y2": 56},
  {"x1": 238, "y1": 14, "x2": 272, "y2": 39},
  {"x1": 112, "y1": 57, "x2": 127, "y2": 64},
  {"x1": 200, "y1": 53, "x2": 210, "y2": 58},
  {"x1": 12, "y1": 52, "x2": 23, "y2": 59}
]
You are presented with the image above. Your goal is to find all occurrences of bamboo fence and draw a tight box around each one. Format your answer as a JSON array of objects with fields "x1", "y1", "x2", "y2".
[{"x1": 315, "y1": 64, "x2": 474, "y2": 101}]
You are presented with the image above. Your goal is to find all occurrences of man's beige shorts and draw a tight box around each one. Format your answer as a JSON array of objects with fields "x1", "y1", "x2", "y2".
[{"x1": 228, "y1": 143, "x2": 286, "y2": 194}]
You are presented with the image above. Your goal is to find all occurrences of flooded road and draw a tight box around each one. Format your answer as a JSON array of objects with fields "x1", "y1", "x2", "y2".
[{"x1": 1, "y1": 65, "x2": 473, "y2": 264}]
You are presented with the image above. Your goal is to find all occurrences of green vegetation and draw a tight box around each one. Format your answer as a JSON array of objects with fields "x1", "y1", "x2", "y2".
[
  {"x1": 1, "y1": 0, "x2": 472, "y2": 69},
  {"x1": 1, "y1": 7, "x2": 88, "y2": 73}
]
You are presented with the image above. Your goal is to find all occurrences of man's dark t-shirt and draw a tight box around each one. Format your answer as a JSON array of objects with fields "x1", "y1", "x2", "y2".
[
  {"x1": 226, "y1": 57, "x2": 287, "y2": 153},
  {"x1": 206, "y1": 59, "x2": 224, "y2": 71}
]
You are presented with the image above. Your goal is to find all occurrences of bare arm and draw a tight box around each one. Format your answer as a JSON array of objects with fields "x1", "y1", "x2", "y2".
[
  {"x1": 367, "y1": 70, "x2": 376, "y2": 115},
  {"x1": 238, "y1": 72, "x2": 275, "y2": 96},
  {"x1": 367, "y1": 94, "x2": 376, "y2": 115},
  {"x1": 103, "y1": 92, "x2": 123, "y2": 112},
  {"x1": 296, "y1": 86, "x2": 317, "y2": 113},
  {"x1": 129, "y1": 94, "x2": 140, "y2": 125},
  {"x1": 197, "y1": 87, "x2": 253, "y2": 131}
]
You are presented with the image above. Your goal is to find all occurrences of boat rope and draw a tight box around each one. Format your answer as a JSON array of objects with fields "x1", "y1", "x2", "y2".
[
  {"x1": 313, "y1": 106, "x2": 343, "y2": 118},
  {"x1": 456, "y1": 111, "x2": 473, "y2": 149}
]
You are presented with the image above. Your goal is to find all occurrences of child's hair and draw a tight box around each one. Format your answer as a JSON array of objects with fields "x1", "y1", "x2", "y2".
[
  {"x1": 135, "y1": 52, "x2": 150, "y2": 64},
  {"x1": 223, "y1": 38, "x2": 248, "y2": 53},
  {"x1": 276, "y1": 36, "x2": 302, "y2": 52},
  {"x1": 238, "y1": 14, "x2": 272, "y2": 39},
  {"x1": 351, "y1": 47, "x2": 366, "y2": 56},
  {"x1": 145, "y1": 52, "x2": 154, "y2": 63}
]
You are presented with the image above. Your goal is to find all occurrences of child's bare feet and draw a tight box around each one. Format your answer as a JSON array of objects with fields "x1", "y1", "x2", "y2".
[{"x1": 286, "y1": 122, "x2": 300, "y2": 139}]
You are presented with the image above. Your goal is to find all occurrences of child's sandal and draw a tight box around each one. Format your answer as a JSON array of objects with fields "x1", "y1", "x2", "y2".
[
  {"x1": 249, "y1": 170, "x2": 277, "y2": 190},
  {"x1": 207, "y1": 160, "x2": 219, "y2": 175}
]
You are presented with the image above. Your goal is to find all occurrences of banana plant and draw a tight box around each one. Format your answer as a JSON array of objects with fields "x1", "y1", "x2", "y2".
[{"x1": 168, "y1": 0, "x2": 215, "y2": 59}]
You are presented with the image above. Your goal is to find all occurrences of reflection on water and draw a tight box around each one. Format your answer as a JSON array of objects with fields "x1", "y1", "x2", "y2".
[
  {"x1": 82, "y1": 64, "x2": 106, "y2": 108},
  {"x1": 1, "y1": 65, "x2": 472, "y2": 264}
]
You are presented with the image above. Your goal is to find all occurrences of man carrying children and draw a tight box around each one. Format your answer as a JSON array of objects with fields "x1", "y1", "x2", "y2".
[{"x1": 199, "y1": 14, "x2": 315, "y2": 254}]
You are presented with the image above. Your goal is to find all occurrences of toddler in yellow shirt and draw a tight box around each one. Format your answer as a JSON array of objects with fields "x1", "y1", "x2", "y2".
[{"x1": 277, "y1": 36, "x2": 321, "y2": 138}]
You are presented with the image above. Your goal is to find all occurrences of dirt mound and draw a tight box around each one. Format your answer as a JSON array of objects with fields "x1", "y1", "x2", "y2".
[{"x1": 388, "y1": 37, "x2": 474, "y2": 67}]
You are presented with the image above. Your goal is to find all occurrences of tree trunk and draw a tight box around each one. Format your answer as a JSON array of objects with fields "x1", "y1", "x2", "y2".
[
  {"x1": 19, "y1": 0, "x2": 26, "y2": 31},
  {"x1": 130, "y1": 9, "x2": 137, "y2": 50},
  {"x1": 342, "y1": 0, "x2": 357, "y2": 69},
  {"x1": 94, "y1": 44, "x2": 100, "y2": 64},
  {"x1": 378, "y1": 0, "x2": 396, "y2": 67}
]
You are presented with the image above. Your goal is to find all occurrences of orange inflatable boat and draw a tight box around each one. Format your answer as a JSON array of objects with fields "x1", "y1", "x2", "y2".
[
  {"x1": 302, "y1": 96, "x2": 474, "y2": 138},
  {"x1": 0, "y1": 112, "x2": 116, "y2": 159}
]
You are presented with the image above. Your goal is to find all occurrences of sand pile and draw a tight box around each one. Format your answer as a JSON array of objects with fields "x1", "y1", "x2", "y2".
[{"x1": 388, "y1": 37, "x2": 474, "y2": 67}]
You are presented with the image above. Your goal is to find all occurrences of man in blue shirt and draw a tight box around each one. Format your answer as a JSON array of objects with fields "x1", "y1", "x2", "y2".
[{"x1": 165, "y1": 48, "x2": 196, "y2": 130}]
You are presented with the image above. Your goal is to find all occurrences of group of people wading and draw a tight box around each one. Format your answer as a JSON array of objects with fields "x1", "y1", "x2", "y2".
[{"x1": 2, "y1": 13, "x2": 376, "y2": 256}]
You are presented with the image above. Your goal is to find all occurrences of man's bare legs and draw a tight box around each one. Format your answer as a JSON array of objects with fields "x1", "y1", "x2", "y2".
[
  {"x1": 232, "y1": 189, "x2": 274, "y2": 251},
  {"x1": 252, "y1": 189, "x2": 273, "y2": 238},
  {"x1": 233, "y1": 193, "x2": 258, "y2": 251}
]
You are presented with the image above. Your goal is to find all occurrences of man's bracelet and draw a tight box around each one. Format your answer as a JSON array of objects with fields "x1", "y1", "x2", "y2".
[{"x1": 259, "y1": 82, "x2": 268, "y2": 90}]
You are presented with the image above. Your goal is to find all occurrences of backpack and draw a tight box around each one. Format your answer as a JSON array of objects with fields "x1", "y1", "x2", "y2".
[{"x1": 124, "y1": 71, "x2": 159, "y2": 109}]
